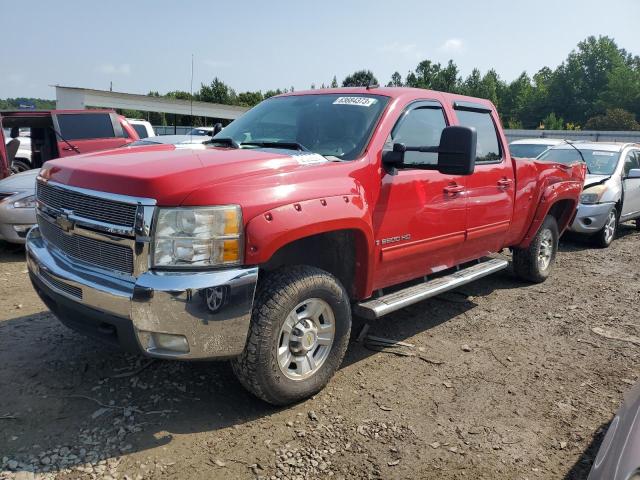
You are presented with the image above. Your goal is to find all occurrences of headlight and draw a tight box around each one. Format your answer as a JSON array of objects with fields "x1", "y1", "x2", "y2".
[
  {"x1": 152, "y1": 206, "x2": 242, "y2": 268},
  {"x1": 580, "y1": 185, "x2": 606, "y2": 205},
  {"x1": 12, "y1": 194, "x2": 37, "y2": 209}
]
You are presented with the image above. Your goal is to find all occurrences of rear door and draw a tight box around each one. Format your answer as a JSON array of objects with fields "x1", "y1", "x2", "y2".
[
  {"x1": 621, "y1": 149, "x2": 640, "y2": 219},
  {"x1": 52, "y1": 112, "x2": 129, "y2": 157},
  {"x1": 453, "y1": 103, "x2": 514, "y2": 258},
  {"x1": 0, "y1": 119, "x2": 8, "y2": 178}
]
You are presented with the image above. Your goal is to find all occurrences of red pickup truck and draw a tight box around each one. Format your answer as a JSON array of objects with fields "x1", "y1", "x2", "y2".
[{"x1": 26, "y1": 88, "x2": 585, "y2": 405}]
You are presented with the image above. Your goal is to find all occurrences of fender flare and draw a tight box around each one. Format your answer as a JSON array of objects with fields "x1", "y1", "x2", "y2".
[
  {"x1": 244, "y1": 194, "x2": 375, "y2": 297},
  {"x1": 517, "y1": 181, "x2": 581, "y2": 248}
]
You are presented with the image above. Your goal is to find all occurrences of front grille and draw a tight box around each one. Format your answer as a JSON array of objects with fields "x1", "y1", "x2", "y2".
[
  {"x1": 37, "y1": 182, "x2": 138, "y2": 228},
  {"x1": 39, "y1": 217, "x2": 134, "y2": 274},
  {"x1": 40, "y1": 269, "x2": 83, "y2": 299}
]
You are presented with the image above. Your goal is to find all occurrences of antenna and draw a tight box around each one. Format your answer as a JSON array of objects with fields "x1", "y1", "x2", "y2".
[{"x1": 190, "y1": 54, "x2": 194, "y2": 140}]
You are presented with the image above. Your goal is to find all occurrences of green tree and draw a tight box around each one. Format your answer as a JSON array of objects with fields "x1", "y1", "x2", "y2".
[
  {"x1": 387, "y1": 71, "x2": 403, "y2": 87},
  {"x1": 198, "y1": 78, "x2": 237, "y2": 105},
  {"x1": 584, "y1": 108, "x2": 640, "y2": 130},
  {"x1": 540, "y1": 112, "x2": 565, "y2": 130},
  {"x1": 236, "y1": 91, "x2": 263, "y2": 107},
  {"x1": 330, "y1": 76, "x2": 339, "y2": 88},
  {"x1": 342, "y1": 70, "x2": 378, "y2": 87}
]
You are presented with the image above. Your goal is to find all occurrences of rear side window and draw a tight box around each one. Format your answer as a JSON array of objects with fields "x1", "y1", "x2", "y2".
[
  {"x1": 389, "y1": 106, "x2": 447, "y2": 165},
  {"x1": 57, "y1": 114, "x2": 115, "y2": 140},
  {"x1": 455, "y1": 109, "x2": 501, "y2": 163}
]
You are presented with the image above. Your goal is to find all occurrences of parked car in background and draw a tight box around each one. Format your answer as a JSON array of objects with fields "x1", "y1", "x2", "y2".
[
  {"x1": 0, "y1": 110, "x2": 139, "y2": 177},
  {"x1": 509, "y1": 138, "x2": 565, "y2": 158},
  {"x1": 0, "y1": 169, "x2": 38, "y2": 243},
  {"x1": 185, "y1": 126, "x2": 214, "y2": 136},
  {"x1": 538, "y1": 142, "x2": 640, "y2": 247},
  {"x1": 26, "y1": 87, "x2": 585, "y2": 405},
  {"x1": 0, "y1": 134, "x2": 208, "y2": 244},
  {"x1": 126, "y1": 119, "x2": 155, "y2": 139},
  {"x1": 588, "y1": 381, "x2": 640, "y2": 480}
]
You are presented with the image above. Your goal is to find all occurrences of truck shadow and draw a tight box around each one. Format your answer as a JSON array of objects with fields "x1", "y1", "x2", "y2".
[
  {"x1": 560, "y1": 222, "x2": 638, "y2": 252},
  {"x1": 0, "y1": 241, "x2": 26, "y2": 263},
  {"x1": 0, "y1": 268, "x2": 523, "y2": 475}
]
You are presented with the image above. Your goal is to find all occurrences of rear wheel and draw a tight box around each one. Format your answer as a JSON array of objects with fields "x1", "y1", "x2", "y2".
[
  {"x1": 634, "y1": 218, "x2": 640, "y2": 231},
  {"x1": 512, "y1": 215, "x2": 559, "y2": 283},
  {"x1": 594, "y1": 208, "x2": 617, "y2": 248},
  {"x1": 231, "y1": 266, "x2": 351, "y2": 405}
]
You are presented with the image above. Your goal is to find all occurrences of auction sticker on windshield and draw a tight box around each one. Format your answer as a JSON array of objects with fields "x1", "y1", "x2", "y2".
[{"x1": 333, "y1": 97, "x2": 378, "y2": 107}]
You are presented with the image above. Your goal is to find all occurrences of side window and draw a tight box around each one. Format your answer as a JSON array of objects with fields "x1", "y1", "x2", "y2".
[
  {"x1": 455, "y1": 109, "x2": 501, "y2": 163},
  {"x1": 390, "y1": 107, "x2": 447, "y2": 165},
  {"x1": 56, "y1": 114, "x2": 115, "y2": 140},
  {"x1": 623, "y1": 151, "x2": 640, "y2": 176}
]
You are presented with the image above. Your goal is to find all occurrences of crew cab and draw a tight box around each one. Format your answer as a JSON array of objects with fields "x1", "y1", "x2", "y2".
[
  {"x1": 25, "y1": 88, "x2": 585, "y2": 405},
  {"x1": 0, "y1": 110, "x2": 139, "y2": 176}
]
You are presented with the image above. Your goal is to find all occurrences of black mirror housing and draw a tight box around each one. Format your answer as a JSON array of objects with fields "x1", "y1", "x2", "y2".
[
  {"x1": 437, "y1": 126, "x2": 476, "y2": 175},
  {"x1": 382, "y1": 142, "x2": 406, "y2": 167}
]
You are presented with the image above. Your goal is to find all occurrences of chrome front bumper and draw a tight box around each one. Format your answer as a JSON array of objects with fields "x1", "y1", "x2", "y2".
[
  {"x1": 26, "y1": 227, "x2": 258, "y2": 360},
  {"x1": 569, "y1": 202, "x2": 615, "y2": 234}
]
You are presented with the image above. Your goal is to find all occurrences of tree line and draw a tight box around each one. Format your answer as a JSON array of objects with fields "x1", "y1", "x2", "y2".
[{"x1": 3, "y1": 36, "x2": 639, "y2": 131}]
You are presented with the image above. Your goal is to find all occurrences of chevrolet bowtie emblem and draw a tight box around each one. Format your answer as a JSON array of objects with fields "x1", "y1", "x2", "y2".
[{"x1": 55, "y1": 210, "x2": 74, "y2": 232}]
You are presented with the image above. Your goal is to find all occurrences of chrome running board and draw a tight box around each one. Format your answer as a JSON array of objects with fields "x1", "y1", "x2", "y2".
[{"x1": 354, "y1": 258, "x2": 508, "y2": 320}]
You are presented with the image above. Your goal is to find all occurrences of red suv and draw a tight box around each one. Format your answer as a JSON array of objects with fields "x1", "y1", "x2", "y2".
[{"x1": 0, "y1": 109, "x2": 139, "y2": 176}]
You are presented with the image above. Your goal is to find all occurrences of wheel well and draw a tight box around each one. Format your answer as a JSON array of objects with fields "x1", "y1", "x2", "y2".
[
  {"x1": 261, "y1": 230, "x2": 360, "y2": 299},
  {"x1": 547, "y1": 199, "x2": 576, "y2": 231}
]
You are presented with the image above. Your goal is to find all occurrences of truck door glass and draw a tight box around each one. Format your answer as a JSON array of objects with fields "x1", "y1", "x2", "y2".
[
  {"x1": 389, "y1": 107, "x2": 446, "y2": 165},
  {"x1": 455, "y1": 110, "x2": 502, "y2": 163},
  {"x1": 57, "y1": 113, "x2": 115, "y2": 140}
]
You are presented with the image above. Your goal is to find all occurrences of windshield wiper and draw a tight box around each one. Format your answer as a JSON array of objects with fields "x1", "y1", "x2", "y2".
[
  {"x1": 208, "y1": 137, "x2": 240, "y2": 149},
  {"x1": 241, "y1": 141, "x2": 311, "y2": 152},
  {"x1": 563, "y1": 140, "x2": 591, "y2": 174}
]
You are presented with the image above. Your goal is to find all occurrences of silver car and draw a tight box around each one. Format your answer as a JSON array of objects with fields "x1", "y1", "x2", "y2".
[
  {"x1": 0, "y1": 169, "x2": 38, "y2": 243},
  {"x1": 588, "y1": 381, "x2": 640, "y2": 479},
  {"x1": 538, "y1": 143, "x2": 640, "y2": 247}
]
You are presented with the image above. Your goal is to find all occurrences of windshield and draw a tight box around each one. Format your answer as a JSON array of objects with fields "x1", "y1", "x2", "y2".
[
  {"x1": 213, "y1": 94, "x2": 390, "y2": 160},
  {"x1": 510, "y1": 143, "x2": 553, "y2": 159},
  {"x1": 538, "y1": 148, "x2": 620, "y2": 175}
]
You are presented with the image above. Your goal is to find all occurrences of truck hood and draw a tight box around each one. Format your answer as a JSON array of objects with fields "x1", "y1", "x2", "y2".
[{"x1": 41, "y1": 145, "x2": 337, "y2": 206}]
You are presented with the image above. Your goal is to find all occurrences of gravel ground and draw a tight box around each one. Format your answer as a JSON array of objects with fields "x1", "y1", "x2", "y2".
[{"x1": 1, "y1": 225, "x2": 639, "y2": 480}]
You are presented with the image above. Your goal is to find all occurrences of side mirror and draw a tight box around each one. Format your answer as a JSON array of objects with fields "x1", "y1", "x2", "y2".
[
  {"x1": 627, "y1": 168, "x2": 640, "y2": 179},
  {"x1": 437, "y1": 126, "x2": 476, "y2": 175}
]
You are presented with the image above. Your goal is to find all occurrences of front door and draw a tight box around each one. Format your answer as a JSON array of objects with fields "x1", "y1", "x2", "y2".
[
  {"x1": 372, "y1": 101, "x2": 467, "y2": 290},
  {"x1": 52, "y1": 112, "x2": 128, "y2": 157},
  {"x1": 0, "y1": 121, "x2": 8, "y2": 178},
  {"x1": 621, "y1": 149, "x2": 640, "y2": 220},
  {"x1": 454, "y1": 106, "x2": 514, "y2": 258}
]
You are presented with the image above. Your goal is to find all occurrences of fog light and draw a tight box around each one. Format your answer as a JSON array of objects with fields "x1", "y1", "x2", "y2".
[
  {"x1": 151, "y1": 333, "x2": 190, "y2": 353},
  {"x1": 13, "y1": 224, "x2": 35, "y2": 233}
]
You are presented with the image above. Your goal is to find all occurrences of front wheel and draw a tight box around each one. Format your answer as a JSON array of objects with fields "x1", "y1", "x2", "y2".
[
  {"x1": 231, "y1": 266, "x2": 351, "y2": 405},
  {"x1": 594, "y1": 208, "x2": 617, "y2": 248},
  {"x1": 512, "y1": 215, "x2": 559, "y2": 283}
]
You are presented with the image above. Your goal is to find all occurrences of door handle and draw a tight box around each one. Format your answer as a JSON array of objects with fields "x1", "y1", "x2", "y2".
[
  {"x1": 497, "y1": 178, "x2": 513, "y2": 189},
  {"x1": 443, "y1": 184, "x2": 465, "y2": 195},
  {"x1": 62, "y1": 145, "x2": 78, "y2": 151}
]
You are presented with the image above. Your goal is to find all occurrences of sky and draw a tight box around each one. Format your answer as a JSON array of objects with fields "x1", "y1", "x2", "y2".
[{"x1": 2, "y1": 0, "x2": 640, "y2": 100}]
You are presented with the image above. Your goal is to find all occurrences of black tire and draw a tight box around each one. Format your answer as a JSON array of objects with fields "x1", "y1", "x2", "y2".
[
  {"x1": 11, "y1": 159, "x2": 32, "y2": 174},
  {"x1": 231, "y1": 266, "x2": 351, "y2": 405},
  {"x1": 512, "y1": 215, "x2": 559, "y2": 283},
  {"x1": 635, "y1": 218, "x2": 640, "y2": 231},
  {"x1": 593, "y1": 207, "x2": 617, "y2": 248}
]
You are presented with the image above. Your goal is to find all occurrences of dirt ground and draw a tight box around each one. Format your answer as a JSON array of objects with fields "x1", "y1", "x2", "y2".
[{"x1": 1, "y1": 225, "x2": 639, "y2": 480}]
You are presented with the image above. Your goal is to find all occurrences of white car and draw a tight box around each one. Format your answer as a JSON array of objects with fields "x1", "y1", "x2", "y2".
[
  {"x1": 509, "y1": 138, "x2": 565, "y2": 159},
  {"x1": 126, "y1": 119, "x2": 155, "y2": 139}
]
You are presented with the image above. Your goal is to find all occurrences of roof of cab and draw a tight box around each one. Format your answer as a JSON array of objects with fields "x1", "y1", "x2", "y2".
[{"x1": 277, "y1": 87, "x2": 497, "y2": 109}]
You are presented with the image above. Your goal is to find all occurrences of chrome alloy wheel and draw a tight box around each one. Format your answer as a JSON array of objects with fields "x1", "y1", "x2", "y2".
[
  {"x1": 277, "y1": 298, "x2": 335, "y2": 380},
  {"x1": 537, "y1": 229, "x2": 554, "y2": 271},
  {"x1": 603, "y1": 210, "x2": 617, "y2": 244}
]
